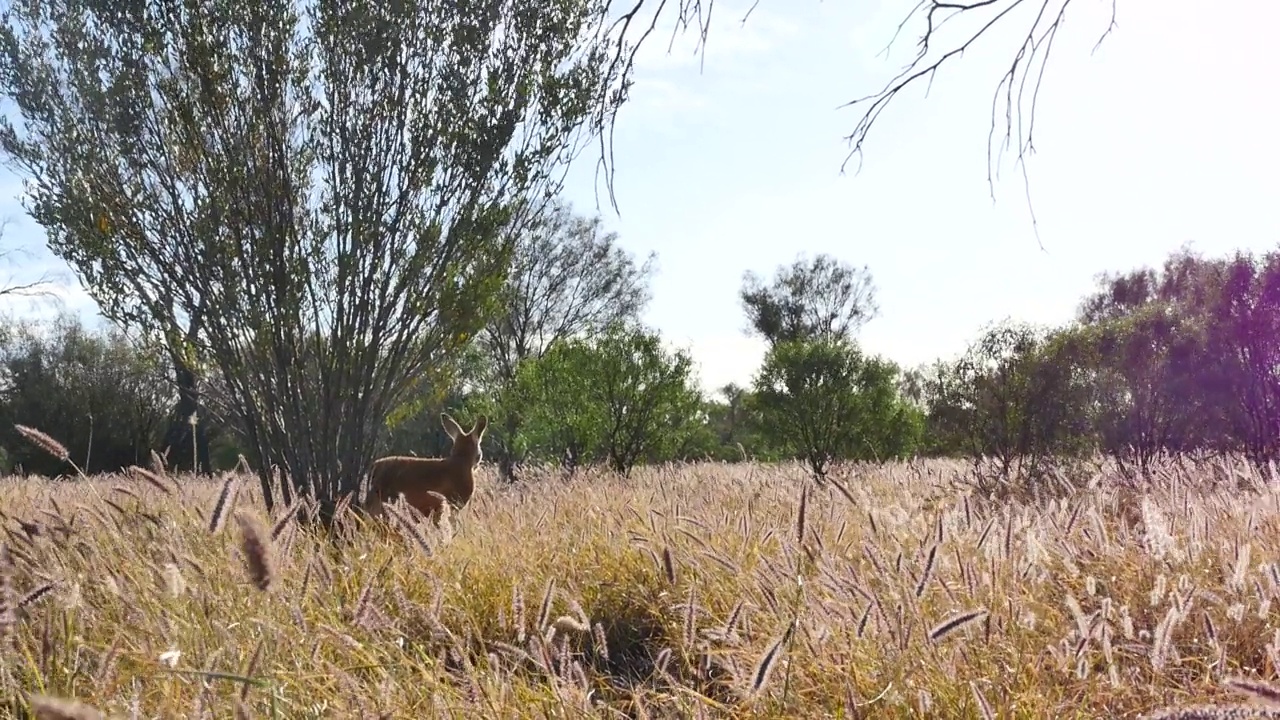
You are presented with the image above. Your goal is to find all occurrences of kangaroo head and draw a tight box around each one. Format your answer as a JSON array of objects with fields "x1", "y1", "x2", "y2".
[{"x1": 441, "y1": 413, "x2": 488, "y2": 467}]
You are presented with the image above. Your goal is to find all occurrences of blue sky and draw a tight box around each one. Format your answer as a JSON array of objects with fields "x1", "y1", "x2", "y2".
[{"x1": 2, "y1": 0, "x2": 1278, "y2": 396}]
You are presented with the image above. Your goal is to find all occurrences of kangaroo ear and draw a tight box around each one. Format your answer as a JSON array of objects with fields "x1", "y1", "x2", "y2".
[
  {"x1": 441, "y1": 413, "x2": 464, "y2": 440},
  {"x1": 472, "y1": 415, "x2": 488, "y2": 437}
]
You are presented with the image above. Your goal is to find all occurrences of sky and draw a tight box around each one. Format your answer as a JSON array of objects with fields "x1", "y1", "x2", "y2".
[{"x1": 1, "y1": 0, "x2": 1277, "y2": 397}]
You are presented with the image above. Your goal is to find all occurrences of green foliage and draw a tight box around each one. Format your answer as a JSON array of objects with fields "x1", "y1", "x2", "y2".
[
  {"x1": 919, "y1": 320, "x2": 1091, "y2": 485},
  {"x1": 1063, "y1": 306, "x2": 1200, "y2": 470},
  {"x1": 912, "y1": 242, "x2": 1280, "y2": 487},
  {"x1": 753, "y1": 338, "x2": 919, "y2": 479},
  {"x1": 740, "y1": 253, "x2": 879, "y2": 348},
  {"x1": 696, "y1": 384, "x2": 785, "y2": 462},
  {"x1": 514, "y1": 324, "x2": 704, "y2": 475},
  {"x1": 475, "y1": 199, "x2": 655, "y2": 479},
  {"x1": 1052, "y1": 247, "x2": 1280, "y2": 473},
  {"x1": 0, "y1": 314, "x2": 169, "y2": 475}
]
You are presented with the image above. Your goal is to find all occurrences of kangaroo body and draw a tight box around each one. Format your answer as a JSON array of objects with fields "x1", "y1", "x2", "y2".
[{"x1": 365, "y1": 413, "x2": 488, "y2": 524}]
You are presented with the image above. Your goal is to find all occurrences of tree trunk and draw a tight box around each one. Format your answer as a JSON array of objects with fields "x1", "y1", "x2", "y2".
[
  {"x1": 562, "y1": 442, "x2": 579, "y2": 478},
  {"x1": 498, "y1": 453, "x2": 517, "y2": 483},
  {"x1": 260, "y1": 422, "x2": 373, "y2": 524},
  {"x1": 162, "y1": 361, "x2": 212, "y2": 475},
  {"x1": 497, "y1": 412, "x2": 521, "y2": 483}
]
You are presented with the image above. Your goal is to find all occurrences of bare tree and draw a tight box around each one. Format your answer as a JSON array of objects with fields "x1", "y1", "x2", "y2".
[
  {"x1": 479, "y1": 198, "x2": 655, "y2": 479},
  {"x1": 483, "y1": 200, "x2": 655, "y2": 380},
  {"x1": 0, "y1": 0, "x2": 631, "y2": 511},
  {"x1": 740, "y1": 253, "x2": 879, "y2": 348},
  {"x1": 718, "y1": 381, "x2": 747, "y2": 445},
  {"x1": 597, "y1": 0, "x2": 1115, "y2": 225}
]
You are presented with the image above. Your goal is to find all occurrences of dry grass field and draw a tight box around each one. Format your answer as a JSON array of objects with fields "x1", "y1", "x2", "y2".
[{"x1": 5, "y1": 457, "x2": 1280, "y2": 718}]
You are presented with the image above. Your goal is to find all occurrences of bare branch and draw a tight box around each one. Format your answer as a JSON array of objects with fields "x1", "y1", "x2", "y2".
[
  {"x1": 1093, "y1": 0, "x2": 1118, "y2": 54},
  {"x1": 0, "y1": 220, "x2": 60, "y2": 302},
  {"x1": 595, "y1": 0, "x2": 714, "y2": 215},
  {"x1": 597, "y1": 0, "x2": 1118, "y2": 234},
  {"x1": 839, "y1": 0, "x2": 1106, "y2": 246}
]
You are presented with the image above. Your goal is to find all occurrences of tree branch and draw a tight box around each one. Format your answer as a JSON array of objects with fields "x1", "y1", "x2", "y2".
[
  {"x1": 598, "y1": 0, "x2": 1116, "y2": 237},
  {"x1": 0, "y1": 221, "x2": 60, "y2": 301}
]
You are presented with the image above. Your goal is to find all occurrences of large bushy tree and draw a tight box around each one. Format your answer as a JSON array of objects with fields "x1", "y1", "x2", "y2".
[
  {"x1": 1064, "y1": 248, "x2": 1280, "y2": 472},
  {"x1": 921, "y1": 320, "x2": 1090, "y2": 482},
  {"x1": 739, "y1": 254, "x2": 901, "y2": 479},
  {"x1": 1208, "y1": 252, "x2": 1280, "y2": 463},
  {"x1": 0, "y1": 0, "x2": 631, "y2": 509},
  {"x1": 477, "y1": 198, "x2": 655, "y2": 480},
  {"x1": 753, "y1": 337, "x2": 920, "y2": 480},
  {"x1": 514, "y1": 323, "x2": 703, "y2": 476}
]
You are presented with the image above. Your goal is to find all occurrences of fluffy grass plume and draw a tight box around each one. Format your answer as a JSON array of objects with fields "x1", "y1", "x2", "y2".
[
  {"x1": 6, "y1": 457, "x2": 1280, "y2": 716},
  {"x1": 233, "y1": 511, "x2": 276, "y2": 592},
  {"x1": 26, "y1": 694, "x2": 105, "y2": 719}
]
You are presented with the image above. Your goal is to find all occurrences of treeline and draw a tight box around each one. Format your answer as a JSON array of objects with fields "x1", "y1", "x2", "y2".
[
  {"x1": 0, "y1": 200, "x2": 917, "y2": 479},
  {"x1": 2, "y1": 205, "x2": 1275, "y2": 485},
  {"x1": 918, "y1": 246, "x2": 1280, "y2": 479}
]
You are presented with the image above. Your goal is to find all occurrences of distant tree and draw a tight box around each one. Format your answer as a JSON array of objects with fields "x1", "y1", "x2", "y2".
[
  {"x1": 696, "y1": 383, "x2": 782, "y2": 462},
  {"x1": 1068, "y1": 248, "x2": 1244, "y2": 472},
  {"x1": 898, "y1": 367, "x2": 928, "y2": 409},
  {"x1": 684, "y1": 397, "x2": 734, "y2": 461},
  {"x1": 1205, "y1": 251, "x2": 1280, "y2": 464},
  {"x1": 740, "y1": 253, "x2": 878, "y2": 348},
  {"x1": 922, "y1": 320, "x2": 1091, "y2": 483},
  {"x1": 1068, "y1": 252, "x2": 1231, "y2": 475},
  {"x1": 0, "y1": 0, "x2": 632, "y2": 511},
  {"x1": 753, "y1": 338, "x2": 918, "y2": 480},
  {"x1": 912, "y1": 246, "x2": 1280, "y2": 478},
  {"x1": 0, "y1": 313, "x2": 170, "y2": 475},
  {"x1": 482, "y1": 200, "x2": 656, "y2": 381},
  {"x1": 515, "y1": 324, "x2": 703, "y2": 476},
  {"x1": 717, "y1": 383, "x2": 748, "y2": 446},
  {"x1": 1078, "y1": 267, "x2": 1161, "y2": 325},
  {"x1": 656, "y1": 401, "x2": 722, "y2": 464},
  {"x1": 478, "y1": 199, "x2": 655, "y2": 480},
  {"x1": 1128, "y1": 249, "x2": 1280, "y2": 464}
]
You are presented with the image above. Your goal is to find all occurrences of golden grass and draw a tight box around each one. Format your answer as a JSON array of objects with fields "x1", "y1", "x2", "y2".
[{"x1": 4, "y1": 457, "x2": 1280, "y2": 717}]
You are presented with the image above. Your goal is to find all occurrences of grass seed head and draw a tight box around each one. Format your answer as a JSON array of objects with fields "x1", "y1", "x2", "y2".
[
  {"x1": 14, "y1": 425, "x2": 69, "y2": 462},
  {"x1": 234, "y1": 511, "x2": 275, "y2": 592},
  {"x1": 27, "y1": 694, "x2": 105, "y2": 720}
]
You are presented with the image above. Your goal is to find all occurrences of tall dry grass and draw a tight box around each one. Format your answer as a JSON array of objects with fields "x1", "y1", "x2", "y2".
[{"x1": 3, "y1": 456, "x2": 1280, "y2": 717}]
